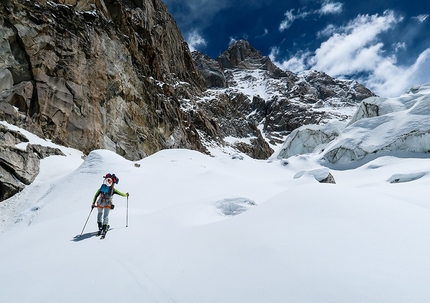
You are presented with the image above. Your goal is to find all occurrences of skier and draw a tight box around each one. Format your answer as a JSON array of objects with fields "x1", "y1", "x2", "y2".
[{"x1": 92, "y1": 173, "x2": 129, "y2": 236}]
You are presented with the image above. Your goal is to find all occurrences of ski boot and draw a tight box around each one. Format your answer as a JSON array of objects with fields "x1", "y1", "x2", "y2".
[
  {"x1": 100, "y1": 224, "x2": 110, "y2": 239},
  {"x1": 96, "y1": 222, "x2": 103, "y2": 236}
]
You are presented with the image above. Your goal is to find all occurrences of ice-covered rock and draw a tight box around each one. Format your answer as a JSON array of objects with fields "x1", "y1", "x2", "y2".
[
  {"x1": 388, "y1": 172, "x2": 426, "y2": 183},
  {"x1": 293, "y1": 168, "x2": 336, "y2": 184}
]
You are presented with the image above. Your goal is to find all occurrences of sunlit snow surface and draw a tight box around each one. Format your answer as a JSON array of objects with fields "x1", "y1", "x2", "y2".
[
  {"x1": 2, "y1": 84, "x2": 430, "y2": 303},
  {"x1": 1, "y1": 127, "x2": 430, "y2": 302}
]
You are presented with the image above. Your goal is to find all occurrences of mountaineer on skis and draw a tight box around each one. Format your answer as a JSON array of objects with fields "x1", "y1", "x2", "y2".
[{"x1": 92, "y1": 173, "x2": 129, "y2": 236}]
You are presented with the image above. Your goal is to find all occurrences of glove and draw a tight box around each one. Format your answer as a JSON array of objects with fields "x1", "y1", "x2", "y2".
[
  {"x1": 91, "y1": 204, "x2": 95, "y2": 209},
  {"x1": 126, "y1": 192, "x2": 129, "y2": 197},
  {"x1": 111, "y1": 204, "x2": 115, "y2": 210}
]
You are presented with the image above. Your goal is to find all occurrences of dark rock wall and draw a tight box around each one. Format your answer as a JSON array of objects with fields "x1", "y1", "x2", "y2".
[{"x1": 0, "y1": 0, "x2": 208, "y2": 160}]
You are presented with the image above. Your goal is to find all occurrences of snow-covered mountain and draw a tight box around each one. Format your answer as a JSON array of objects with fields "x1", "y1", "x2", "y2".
[{"x1": 193, "y1": 40, "x2": 375, "y2": 154}]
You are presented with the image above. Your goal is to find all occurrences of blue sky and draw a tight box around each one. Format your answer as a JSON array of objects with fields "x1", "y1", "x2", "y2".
[{"x1": 163, "y1": 0, "x2": 430, "y2": 97}]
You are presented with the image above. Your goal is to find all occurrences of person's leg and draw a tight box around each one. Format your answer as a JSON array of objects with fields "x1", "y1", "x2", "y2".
[
  {"x1": 97, "y1": 208, "x2": 103, "y2": 229},
  {"x1": 102, "y1": 208, "x2": 110, "y2": 230}
]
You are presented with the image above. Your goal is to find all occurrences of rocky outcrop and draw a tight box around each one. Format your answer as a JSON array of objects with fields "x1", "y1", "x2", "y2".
[
  {"x1": 319, "y1": 172, "x2": 336, "y2": 184},
  {"x1": 192, "y1": 52, "x2": 227, "y2": 88},
  {"x1": 198, "y1": 95, "x2": 273, "y2": 159},
  {"x1": 293, "y1": 168, "x2": 336, "y2": 184},
  {"x1": 0, "y1": 124, "x2": 65, "y2": 201}
]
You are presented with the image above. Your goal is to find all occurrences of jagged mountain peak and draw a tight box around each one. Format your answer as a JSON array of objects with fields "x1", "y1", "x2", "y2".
[
  {"x1": 192, "y1": 41, "x2": 375, "y2": 156},
  {"x1": 216, "y1": 40, "x2": 287, "y2": 78},
  {"x1": 217, "y1": 40, "x2": 263, "y2": 68}
]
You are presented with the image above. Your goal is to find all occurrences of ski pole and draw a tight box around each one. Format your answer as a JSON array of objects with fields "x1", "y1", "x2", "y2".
[
  {"x1": 79, "y1": 207, "x2": 93, "y2": 237},
  {"x1": 126, "y1": 195, "x2": 129, "y2": 227}
]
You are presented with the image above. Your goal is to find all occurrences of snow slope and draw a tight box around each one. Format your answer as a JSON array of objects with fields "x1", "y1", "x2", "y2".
[{"x1": 1, "y1": 122, "x2": 430, "y2": 302}]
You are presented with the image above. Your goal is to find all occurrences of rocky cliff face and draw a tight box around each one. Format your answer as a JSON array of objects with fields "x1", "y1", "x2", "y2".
[{"x1": 0, "y1": 0, "x2": 210, "y2": 161}]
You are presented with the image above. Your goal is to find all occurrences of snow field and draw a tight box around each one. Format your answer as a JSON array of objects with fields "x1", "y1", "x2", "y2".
[{"x1": 1, "y1": 146, "x2": 430, "y2": 302}]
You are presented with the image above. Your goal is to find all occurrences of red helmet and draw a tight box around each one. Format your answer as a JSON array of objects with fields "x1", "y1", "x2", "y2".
[{"x1": 103, "y1": 173, "x2": 119, "y2": 184}]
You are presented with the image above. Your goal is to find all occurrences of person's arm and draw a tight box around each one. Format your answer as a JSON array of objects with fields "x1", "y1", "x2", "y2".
[
  {"x1": 92, "y1": 189, "x2": 101, "y2": 205},
  {"x1": 114, "y1": 188, "x2": 129, "y2": 197}
]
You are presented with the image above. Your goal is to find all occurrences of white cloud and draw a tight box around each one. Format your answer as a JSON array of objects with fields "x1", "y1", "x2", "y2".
[
  {"x1": 185, "y1": 30, "x2": 207, "y2": 52},
  {"x1": 319, "y1": 1, "x2": 343, "y2": 15},
  {"x1": 413, "y1": 14, "x2": 429, "y2": 22},
  {"x1": 394, "y1": 42, "x2": 406, "y2": 52},
  {"x1": 317, "y1": 24, "x2": 337, "y2": 38},
  {"x1": 311, "y1": 11, "x2": 398, "y2": 75},
  {"x1": 365, "y1": 48, "x2": 430, "y2": 97},
  {"x1": 279, "y1": 9, "x2": 298, "y2": 32},
  {"x1": 279, "y1": 1, "x2": 343, "y2": 32},
  {"x1": 272, "y1": 10, "x2": 430, "y2": 97},
  {"x1": 270, "y1": 47, "x2": 311, "y2": 73}
]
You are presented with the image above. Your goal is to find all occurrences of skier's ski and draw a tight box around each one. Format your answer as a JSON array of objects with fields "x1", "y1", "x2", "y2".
[{"x1": 100, "y1": 227, "x2": 111, "y2": 240}]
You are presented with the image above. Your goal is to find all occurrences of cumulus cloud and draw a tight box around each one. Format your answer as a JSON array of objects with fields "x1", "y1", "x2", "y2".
[
  {"x1": 269, "y1": 47, "x2": 311, "y2": 72},
  {"x1": 272, "y1": 10, "x2": 430, "y2": 97},
  {"x1": 185, "y1": 30, "x2": 207, "y2": 52},
  {"x1": 310, "y1": 11, "x2": 398, "y2": 75},
  {"x1": 279, "y1": 1, "x2": 343, "y2": 32}
]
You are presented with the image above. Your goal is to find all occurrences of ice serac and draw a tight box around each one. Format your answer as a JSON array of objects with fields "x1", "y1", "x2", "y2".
[
  {"x1": 321, "y1": 83, "x2": 430, "y2": 164},
  {"x1": 275, "y1": 83, "x2": 430, "y2": 165},
  {"x1": 274, "y1": 121, "x2": 346, "y2": 159}
]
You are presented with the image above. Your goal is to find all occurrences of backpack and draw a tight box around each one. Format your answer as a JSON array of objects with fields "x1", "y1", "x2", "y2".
[{"x1": 100, "y1": 173, "x2": 119, "y2": 195}]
